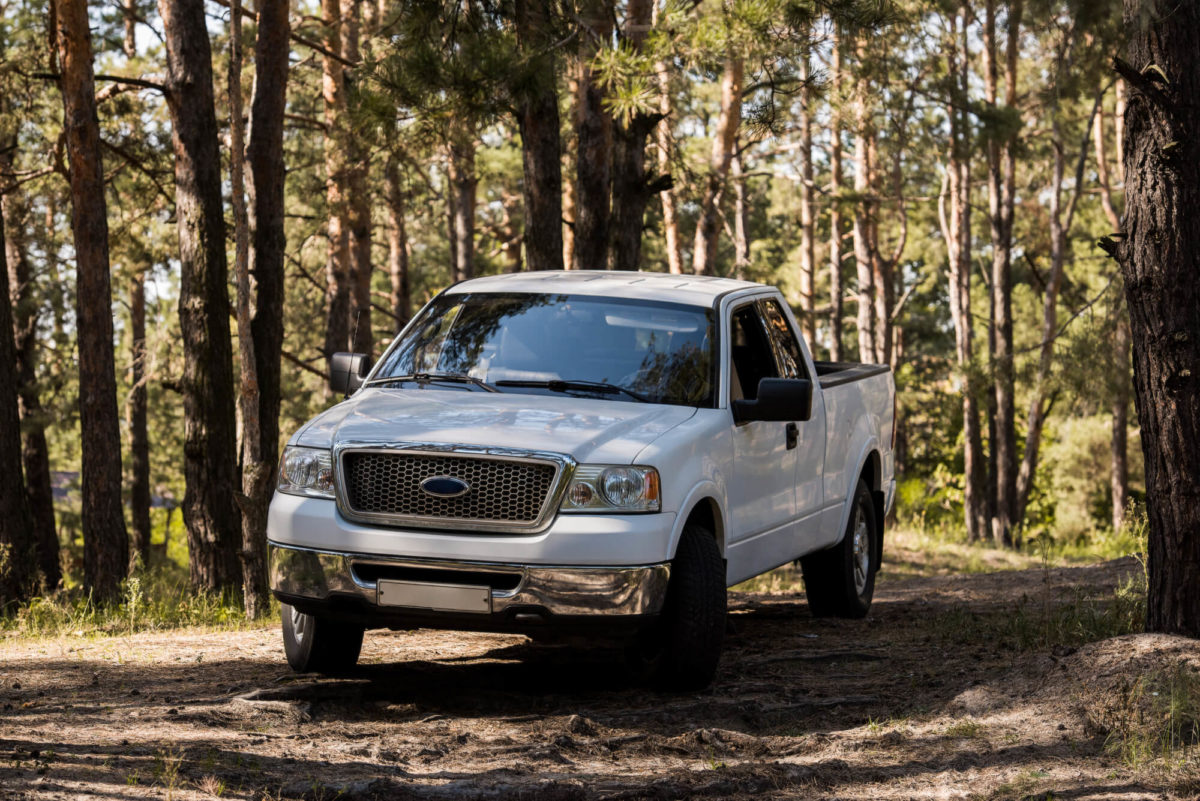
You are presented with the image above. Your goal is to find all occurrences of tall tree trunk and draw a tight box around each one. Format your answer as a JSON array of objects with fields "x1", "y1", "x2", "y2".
[
  {"x1": 229, "y1": 0, "x2": 269, "y2": 617},
  {"x1": 244, "y1": 0, "x2": 289, "y2": 612},
  {"x1": 827, "y1": 27, "x2": 844, "y2": 362},
  {"x1": 869, "y1": 127, "x2": 894, "y2": 367},
  {"x1": 609, "y1": 0, "x2": 658, "y2": 271},
  {"x1": 798, "y1": 53, "x2": 816, "y2": 344},
  {"x1": 514, "y1": 0, "x2": 564, "y2": 272},
  {"x1": 0, "y1": 164, "x2": 36, "y2": 606},
  {"x1": 730, "y1": 146, "x2": 749, "y2": 279},
  {"x1": 983, "y1": 0, "x2": 1021, "y2": 546},
  {"x1": 692, "y1": 53, "x2": 743, "y2": 275},
  {"x1": 128, "y1": 270, "x2": 152, "y2": 569},
  {"x1": 653, "y1": 8, "x2": 682, "y2": 276},
  {"x1": 1094, "y1": 93, "x2": 1130, "y2": 531},
  {"x1": 938, "y1": 6, "x2": 987, "y2": 544},
  {"x1": 2, "y1": 163, "x2": 61, "y2": 588},
  {"x1": 852, "y1": 36, "x2": 876, "y2": 363},
  {"x1": 159, "y1": 0, "x2": 242, "y2": 594},
  {"x1": 1115, "y1": 0, "x2": 1200, "y2": 636},
  {"x1": 322, "y1": 0, "x2": 352, "y2": 364},
  {"x1": 342, "y1": 0, "x2": 372, "y2": 356},
  {"x1": 55, "y1": 0, "x2": 129, "y2": 600},
  {"x1": 448, "y1": 126, "x2": 476, "y2": 283},
  {"x1": 573, "y1": 0, "x2": 614, "y2": 272},
  {"x1": 385, "y1": 155, "x2": 411, "y2": 330}
]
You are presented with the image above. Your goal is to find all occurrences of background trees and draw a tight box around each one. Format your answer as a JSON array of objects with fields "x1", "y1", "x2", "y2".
[{"x1": 0, "y1": 0, "x2": 1182, "y2": 620}]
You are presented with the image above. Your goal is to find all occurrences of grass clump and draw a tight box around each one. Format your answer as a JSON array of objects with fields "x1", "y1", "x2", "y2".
[{"x1": 1089, "y1": 664, "x2": 1200, "y2": 767}]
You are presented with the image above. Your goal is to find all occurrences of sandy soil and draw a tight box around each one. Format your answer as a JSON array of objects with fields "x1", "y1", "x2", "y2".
[{"x1": 2, "y1": 557, "x2": 1197, "y2": 801}]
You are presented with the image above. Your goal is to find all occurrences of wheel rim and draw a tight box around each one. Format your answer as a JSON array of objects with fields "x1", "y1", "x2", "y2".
[
  {"x1": 852, "y1": 502, "x2": 870, "y2": 595},
  {"x1": 290, "y1": 606, "x2": 308, "y2": 644}
]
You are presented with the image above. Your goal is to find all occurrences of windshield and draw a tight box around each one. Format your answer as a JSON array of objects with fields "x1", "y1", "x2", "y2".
[{"x1": 372, "y1": 292, "x2": 716, "y2": 407}]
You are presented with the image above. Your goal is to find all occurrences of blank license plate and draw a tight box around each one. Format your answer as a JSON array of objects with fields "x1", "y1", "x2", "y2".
[{"x1": 376, "y1": 580, "x2": 491, "y2": 614}]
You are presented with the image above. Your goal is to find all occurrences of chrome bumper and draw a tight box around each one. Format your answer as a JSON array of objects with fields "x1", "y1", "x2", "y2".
[{"x1": 268, "y1": 542, "x2": 670, "y2": 618}]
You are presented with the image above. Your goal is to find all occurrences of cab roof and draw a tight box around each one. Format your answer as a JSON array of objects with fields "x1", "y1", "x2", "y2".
[{"x1": 445, "y1": 270, "x2": 767, "y2": 307}]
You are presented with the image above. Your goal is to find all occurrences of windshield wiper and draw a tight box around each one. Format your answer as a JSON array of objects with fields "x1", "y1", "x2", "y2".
[
  {"x1": 494, "y1": 379, "x2": 649, "y2": 403},
  {"x1": 366, "y1": 373, "x2": 500, "y2": 393}
]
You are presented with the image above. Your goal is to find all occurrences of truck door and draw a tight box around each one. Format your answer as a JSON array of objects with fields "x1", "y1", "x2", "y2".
[
  {"x1": 726, "y1": 301, "x2": 798, "y2": 549},
  {"x1": 758, "y1": 298, "x2": 826, "y2": 529}
]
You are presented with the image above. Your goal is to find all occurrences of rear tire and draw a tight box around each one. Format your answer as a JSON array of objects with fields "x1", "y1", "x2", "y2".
[
  {"x1": 281, "y1": 603, "x2": 364, "y2": 674},
  {"x1": 801, "y1": 480, "x2": 878, "y2": 619},
  {"x1": 627, "y1": 525, "x2": 726, "y2": 691}
]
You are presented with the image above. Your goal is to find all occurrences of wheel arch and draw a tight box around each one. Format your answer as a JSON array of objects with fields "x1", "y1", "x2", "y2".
[{"x1": 668, "y1": 484, "x2": 726, "y2": 560}]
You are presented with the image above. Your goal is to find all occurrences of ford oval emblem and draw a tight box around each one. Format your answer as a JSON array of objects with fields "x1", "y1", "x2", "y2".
[{"x1": 420, "y1": 475, "x2": 471, "y2": 499}]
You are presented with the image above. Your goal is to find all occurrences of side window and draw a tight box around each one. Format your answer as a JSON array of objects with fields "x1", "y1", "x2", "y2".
[
  {"x1": 759, "y1": 299, "x2": 808, "y2": 380},
  {"x1": 729, "y1": 304, "x2": 779, "y2": 402}
]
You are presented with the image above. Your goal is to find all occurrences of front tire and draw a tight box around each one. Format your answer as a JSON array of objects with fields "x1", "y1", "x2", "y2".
[
  {"x1": 281, "y1": 603, "x2": 364, "y2": 674},
  {"x1": 628, "y1": 525, "x2": 726, "y2": 691},
  {"x1": 801, "y1": 479, "x2": 878, "y2": 618}
]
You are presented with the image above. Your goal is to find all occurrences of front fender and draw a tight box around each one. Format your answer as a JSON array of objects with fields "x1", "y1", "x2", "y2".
[{"x1": 668, "y1": 481, "x2": 729, "y2": 560}]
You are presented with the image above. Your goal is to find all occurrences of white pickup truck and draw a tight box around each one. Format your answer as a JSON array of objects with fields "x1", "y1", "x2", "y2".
[{"x1": 269, "y1": 271, "x2": 895, "y2": 689}]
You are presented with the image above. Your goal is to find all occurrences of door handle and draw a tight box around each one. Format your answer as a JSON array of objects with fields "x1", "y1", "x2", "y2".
[{"x1": 786, "y1": 422, "x2": 799, "y2": 450}]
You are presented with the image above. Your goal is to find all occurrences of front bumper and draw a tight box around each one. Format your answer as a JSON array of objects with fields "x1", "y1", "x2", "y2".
[{"x1": 269, "y1": 542, "x2": 670, "y2": 633}]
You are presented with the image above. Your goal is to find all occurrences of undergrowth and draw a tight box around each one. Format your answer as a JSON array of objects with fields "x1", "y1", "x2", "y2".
[
  {"x1": 1, "y1": 564, "x2": 274, "y2": 638},
  {"x1": 933, "y1": 565, "x2": 1147, "y2": 652}
]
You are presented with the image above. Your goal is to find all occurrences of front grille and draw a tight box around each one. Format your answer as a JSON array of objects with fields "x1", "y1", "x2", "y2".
[{"x1": 341, "y1": 450, "x2": 559, "y2": 527}]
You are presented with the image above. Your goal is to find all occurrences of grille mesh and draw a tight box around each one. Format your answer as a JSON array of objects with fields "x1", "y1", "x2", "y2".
[{"x1": 342, "y1": 451, "x2": 558, "y2": 524}]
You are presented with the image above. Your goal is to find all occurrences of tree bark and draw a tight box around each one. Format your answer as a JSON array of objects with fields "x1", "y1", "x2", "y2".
[
  {"x1": 852, "y1": 36, "x2": 876, "y2": 363},
  {"x1": 572, "y1": 0, "x2": 614, "y2": 271},
  {"x1": 448, "y1": 126, "x2": 477, "y2": 283},
  {"x1": 55, "y1": 0, "x2": 129, "y2": 600},
  {"x1": 342, "y1": 0, "x2": 372, "y2": 356},
  {"x1": 938, "y1": 5, "x2": 987, "y2": 544},
  {"x1": 231, "y1": 0, "x2": 277, "y2": 617},
  {"x1": 1115, "y1": 0, "x2": 1200, "y2": 636},
  {"x1": 652, "y1": 6, "x2": 682, "y2": 276},
  {"x1": 731, "y1": 145, "x2": 749, "y2": 279},
  {"x1": 798, "y1": 53, "x2": 816, "y2": 344},
  {"x1": 983, "y1": 0, "x2": 1021, "y2": 547},
  {"x1": 0, "y1": 162, "x2": 36, "y2": 606},
  {"x1": 322, "y1": 0, "x2": 352, "y2": 364},
  {"x1": 128, "y1": 270, "x2": 152, "y2": 569},
  {"x1": 159, "y1": 0, "x2": 242, "y2": 594},
  {"x1": 385, "y1": 155, "x2": 411, "y2": 330},
  {"x1": 244, "y1": 0, "x2": 289, "y2": 615},
  {"x1": 514, "y1": 0, "x2": 564, "y2": 272},
  {"x1": 1094, "y1": 93, "x2": 1130, "y2": 531},
  {"x1": 1, "y1": 164, "x2": 61, "y2": 588},
  {"x1": 692, "y1": 53, "x2": 743, "y2": 275},
  {"x1": 827, "y1": 27, "x2": 844, "y2": 362},
  {"x1": 609, "y1": 0, "x2": 658, "y2": 271}
]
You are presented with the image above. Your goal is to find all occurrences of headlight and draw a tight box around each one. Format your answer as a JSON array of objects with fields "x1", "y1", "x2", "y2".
[
  {"x1": 278, "y1": 446, "x2": 336, "y2": 499},
  {"x1": 560, "y1": 465, "x2": 660, "y2": 513}
]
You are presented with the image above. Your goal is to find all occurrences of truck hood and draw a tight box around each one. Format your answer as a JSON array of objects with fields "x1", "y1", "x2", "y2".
[{"x1": 291, "y1": 387, "x2": 698, "y2": 464}]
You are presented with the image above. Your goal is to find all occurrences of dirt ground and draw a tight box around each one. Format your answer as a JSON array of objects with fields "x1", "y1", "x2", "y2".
[{"x1": 2, "y1": 557, "x2": 1198, "y2": 801}]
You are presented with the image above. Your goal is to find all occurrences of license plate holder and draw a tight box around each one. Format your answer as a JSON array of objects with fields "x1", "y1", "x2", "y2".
[{"x1": 376, "y1": 580, "x2": 491, "y2": 614}]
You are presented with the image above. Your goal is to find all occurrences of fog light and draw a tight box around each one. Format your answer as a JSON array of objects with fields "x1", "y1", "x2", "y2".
[{"x1": 568, "y1": 482, "x2": 594, "y2": 507}]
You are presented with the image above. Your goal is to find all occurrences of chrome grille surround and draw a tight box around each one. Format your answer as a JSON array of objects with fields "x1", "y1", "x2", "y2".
[{"x1": 333, "y1": 442, "x2": 575, "y2": 533}]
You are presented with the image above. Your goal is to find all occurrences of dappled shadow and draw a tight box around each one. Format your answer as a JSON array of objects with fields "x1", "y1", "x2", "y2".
[{"x1": 0, "y1": 558, "x2": 1161, "y2": 800}]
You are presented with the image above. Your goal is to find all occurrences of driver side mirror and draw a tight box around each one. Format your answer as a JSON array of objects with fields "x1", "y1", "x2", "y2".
[
  {"x1": 732, "y1": 378, "x2": 812, "y2": 423},
  {"x1": 330, "y1": 352, "x2": 373, "y2": 397}
]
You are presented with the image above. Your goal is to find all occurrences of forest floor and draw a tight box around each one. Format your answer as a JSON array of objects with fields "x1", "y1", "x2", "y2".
[{"x1": 2, "y1": 552, "x2": 1198, "y2": 801}]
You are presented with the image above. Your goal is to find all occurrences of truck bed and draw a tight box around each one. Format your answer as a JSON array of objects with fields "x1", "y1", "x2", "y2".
[{"x1": 813, "y1": 360, "x2": 891, "y2": 389}]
